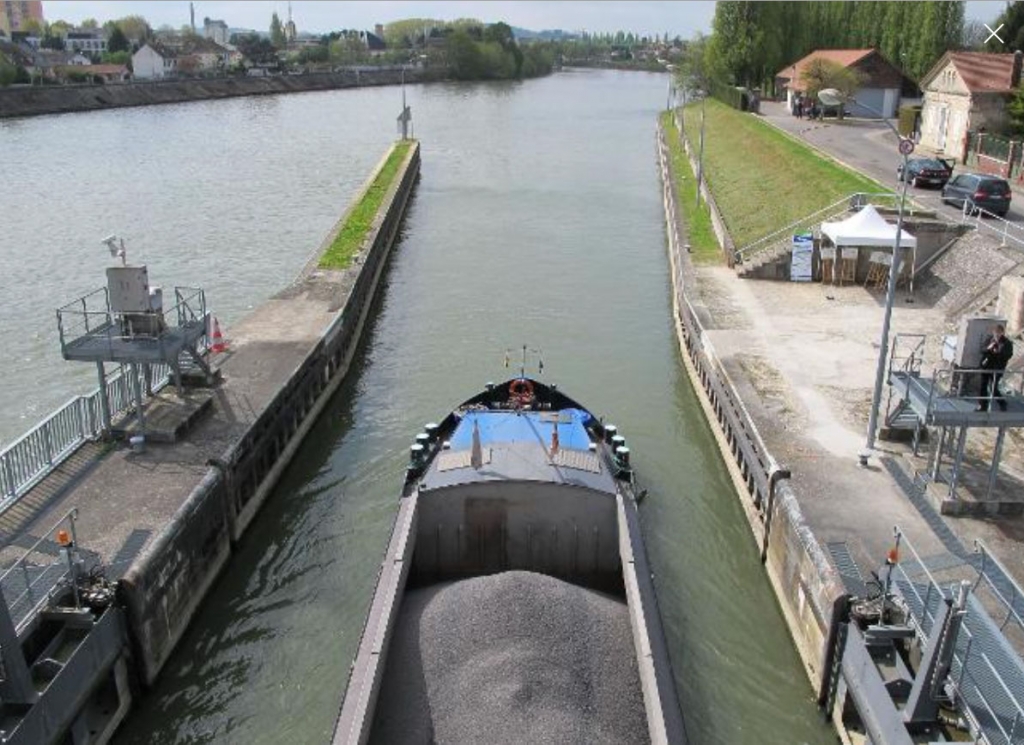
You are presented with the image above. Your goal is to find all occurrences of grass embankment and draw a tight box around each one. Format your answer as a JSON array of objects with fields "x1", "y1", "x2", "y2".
[
  {"x1": 681, "y1": 99, "x2": 885, "y2": 247},
  {"x1": 660, "y1": 111, "x2": 720, "y2": 265},
  {"x1": 319, "y1": 140, "x2": 413, "y2": 269}
]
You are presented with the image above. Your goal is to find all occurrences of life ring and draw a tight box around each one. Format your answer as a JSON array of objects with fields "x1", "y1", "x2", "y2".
[{"x1": 509, "y1": 378, "x2": 535, "y2": 404}]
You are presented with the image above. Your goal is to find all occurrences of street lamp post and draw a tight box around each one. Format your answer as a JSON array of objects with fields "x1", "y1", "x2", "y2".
[
  {"x1": 695, "y1": 89, "x2": 707, "y2": 209},
  {"x1": 818, "y1": 88, "x2": 912, "y2": 464}
]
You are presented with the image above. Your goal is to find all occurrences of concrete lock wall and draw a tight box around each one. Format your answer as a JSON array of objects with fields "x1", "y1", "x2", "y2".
[
  {"x1": 118, "y1": 141, "x2": 421, "y2": 686},
  {"x1": 657, "y1": 122, "x2": 845, "y2": 690},
  {"x1": 0, "y1": 68, "x2": 430, "y2": 119}
]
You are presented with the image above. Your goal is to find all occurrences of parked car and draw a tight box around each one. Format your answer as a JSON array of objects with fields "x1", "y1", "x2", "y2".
[
  {"x1": 897, "y1": 157, "x2": 953, "y2": 188},
  {"x1": 941, "y1": 173, "x2": 1012, "y2": 217}
]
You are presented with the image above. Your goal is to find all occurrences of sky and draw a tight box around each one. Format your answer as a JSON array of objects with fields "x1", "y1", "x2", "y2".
[{"x1": 41, "y1": 1, "x2": 1012, "y2": 39}]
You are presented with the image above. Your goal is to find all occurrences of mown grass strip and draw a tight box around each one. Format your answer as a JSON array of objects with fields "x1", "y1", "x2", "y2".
[
  {"x1": 660, "y1": 111, "x2": 720, "y2": 265},
  {"x1": 319, "y1": 140, "x2": 413, "y2": 269},
  {"x1": 681, "y1": 99, "x2": 885, "y2": 247}
]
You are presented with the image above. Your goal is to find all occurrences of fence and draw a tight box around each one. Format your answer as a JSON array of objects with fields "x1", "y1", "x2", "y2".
[
  {"x1": 0, "y1": 509, "x2": 81, "y2": 633},
  {"x1": 0, "y1": 357, "x2": 175, "y2": 511},
  {"x1": 964, "y1": 131, "x2": 1024, "y2": 183}
]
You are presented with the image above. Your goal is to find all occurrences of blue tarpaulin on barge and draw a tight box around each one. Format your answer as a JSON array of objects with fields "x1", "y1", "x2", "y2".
[{"x1": 449, "y1": 409, "x2": 593, "y2": 451}]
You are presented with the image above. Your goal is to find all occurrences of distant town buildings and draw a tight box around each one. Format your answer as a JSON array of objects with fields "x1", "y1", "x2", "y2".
[
  {"x1": 0, "y1": 0, "x2": 43, "y2": 36},
  {"x1": 132, "y1": 42, "x2": 177, "y2": 79},
  {"x1": 203, "y1": 17, "x2": 229, "y2": 46},
  {"x1": 64, "y1": 30, "x2": 107, "y2": 55}
]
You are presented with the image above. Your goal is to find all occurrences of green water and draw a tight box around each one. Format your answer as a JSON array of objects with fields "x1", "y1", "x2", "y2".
[{"x1": 107, "y1": 70, "x2": 834, "y2": 745}]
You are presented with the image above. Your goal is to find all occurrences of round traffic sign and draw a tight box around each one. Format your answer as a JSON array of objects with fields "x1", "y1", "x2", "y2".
[{"x1": 898, "y1": 138, "x2": 915, "y2": 156}]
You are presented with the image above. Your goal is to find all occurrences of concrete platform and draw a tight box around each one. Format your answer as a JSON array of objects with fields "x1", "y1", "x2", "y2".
[
  {"x1": 691, "y1": 264, "x2": 1024, "y2": 583},
  {"x1": 117, "y1": 389, "x2": 214, "y2": 443}
]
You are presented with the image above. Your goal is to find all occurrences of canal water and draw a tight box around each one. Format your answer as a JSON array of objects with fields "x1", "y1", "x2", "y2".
[{"x1": 6, "y1": 70, "x2": 833, "y2": 744}]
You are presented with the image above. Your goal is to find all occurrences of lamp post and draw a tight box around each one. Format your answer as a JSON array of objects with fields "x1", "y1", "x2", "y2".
[
  {"x1": 695, "y1": 88, "x2": 707, "y2": 209},
  {"x1": 818, "y1": 88, "x2": 913, "y2": 464}
]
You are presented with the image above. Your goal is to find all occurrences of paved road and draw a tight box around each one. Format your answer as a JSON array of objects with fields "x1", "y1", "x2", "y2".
[{"x1": 760, "y1": 100, "x2": 1024, "y2": 225}]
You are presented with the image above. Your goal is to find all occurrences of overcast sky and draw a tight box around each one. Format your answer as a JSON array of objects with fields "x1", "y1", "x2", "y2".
[{"x1": 42, "y1": 1, "x2": 1011, "y2": 39}]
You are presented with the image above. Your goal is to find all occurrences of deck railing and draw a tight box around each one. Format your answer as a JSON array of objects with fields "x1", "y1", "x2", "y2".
[
  {"x1": 0, "y1": 358, "x2": 176, "y2": 511},
  {"x1": 0, "y1": 509, "x2": 81, "y2": 633},
  {"x1": 892, "y1": 529, "x2": 1024, "y2": 745}
]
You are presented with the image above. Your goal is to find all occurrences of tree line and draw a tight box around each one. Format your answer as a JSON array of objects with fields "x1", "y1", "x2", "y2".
[{"x1": 701, "y1": 1, "x2": 965, "y2": 91}]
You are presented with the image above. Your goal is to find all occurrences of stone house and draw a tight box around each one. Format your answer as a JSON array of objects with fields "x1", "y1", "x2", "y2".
[
  {"x1": 918, "y1": 51, "x2": 1023, "y2": 158},
  {"x1": 775, "y1": 49, "x2": 909, "y2": 118}
]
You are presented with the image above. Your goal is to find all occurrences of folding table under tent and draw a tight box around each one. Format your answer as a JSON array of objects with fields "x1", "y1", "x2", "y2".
[{"x1": 820, "y1": 204, "x2": 918, "y2": 288}]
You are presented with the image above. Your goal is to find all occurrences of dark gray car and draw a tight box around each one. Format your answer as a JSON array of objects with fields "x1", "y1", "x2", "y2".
[{"x1": 941, "y1": 173, "x2": 1012, "y2": 217}]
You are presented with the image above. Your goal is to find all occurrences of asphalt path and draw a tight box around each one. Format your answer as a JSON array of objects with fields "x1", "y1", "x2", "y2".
[{"x1": 759, "y1": 100, "x2": 1024, "y2": 224}]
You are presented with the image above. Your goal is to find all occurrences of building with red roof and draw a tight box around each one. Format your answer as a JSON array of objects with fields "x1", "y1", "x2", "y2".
[
  {"x1": 775, "y1": 48, "x2": 908, "y2": 118},
  {"x1": 918, "y1": 51, "x2": 1023, "y2": 158}
]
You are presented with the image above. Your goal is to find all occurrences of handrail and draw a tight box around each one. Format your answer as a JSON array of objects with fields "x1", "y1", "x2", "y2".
[
  {"x1": 0, "y1": 354, "x2": 182, "y2": 510},
  {"x1": 733, "y1": 194, "x2": 853, "y2": 262},
  {"x1": 960, "y1": 199, "x2": 1024, "y2": 251},
  {"x1": 0, "y1": 508, "x2": 81, "y2": 633},
  {"x1": 732, "y1": 190, "x2": 952, "y2": 265},
  {"x1": 974, "y1": 539, "x2": 1024, "y2": 632}
]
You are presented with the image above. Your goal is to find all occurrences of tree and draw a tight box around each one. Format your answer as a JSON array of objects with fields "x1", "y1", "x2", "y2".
[
  {"x1": 21, "y1": 18, "x2": 43, "y2": 36},
  {"x1": 235, "y1": 33, "x2": 278, "y2": 64},
  {"x1": 801, "y1": 58, "x2": 866, "y2": 118},
  {"x1": 1007, "y1": 86, "x2": 1024, "y2": 136},
  {"x1": 40, "y1": 34, "x2": 65, "y2": 50},
  {"x1": 676, "y1": 33, "x2": 716, "y2": 94},
  {"x1": 102, "y1": 50, "x2": 131, "y2": 65},
  {"x1": 962, "y1": 19, "x2": 989, "y2": 50},
  {"x1": 116, "y1": 16, "x2": 151, "y2": 42},
  {"x1": 0, "y1": 58, "x2": 16, "y2": 87},
  {"x1": 447, "y1": 29, "x2": 484, "y2": 79},
  {"x1": 270, "y1": 12, "x2": 286, "y2": 48},
  {"x1": 108, "y1": 26, "x2": 130, "y2": 53},
  {"x1": 81, "y1": 18, "x2": 99, "y2": 29},
  {"x1": 986, "y1": 1, "x2": 1024, "y2": 51},
  {"x1": 49, "y1": 19, "x2": 72, "y2": 37}
]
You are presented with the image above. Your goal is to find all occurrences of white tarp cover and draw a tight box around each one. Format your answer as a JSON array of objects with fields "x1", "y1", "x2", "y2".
[{"x1": 821, "y1": 204, "x2": 917, "y2": 248}]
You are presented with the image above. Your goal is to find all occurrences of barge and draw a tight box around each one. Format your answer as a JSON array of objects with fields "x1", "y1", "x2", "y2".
[{"x1": 331, "y1": 376, "x2": 687, "y2": 744}]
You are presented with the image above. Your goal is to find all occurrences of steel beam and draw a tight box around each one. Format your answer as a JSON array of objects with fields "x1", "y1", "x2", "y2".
[{"x1": 841, "y1": 624, "x2": 915, "y2": 745}]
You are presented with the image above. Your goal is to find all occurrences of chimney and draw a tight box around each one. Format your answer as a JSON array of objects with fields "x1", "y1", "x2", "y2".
[
  {"x1": 1013, "y1": 49, "x2": 1023, "y2": 88},
  {"x1": 375, "y1": 23, "x2": 385, "y2": 38}
]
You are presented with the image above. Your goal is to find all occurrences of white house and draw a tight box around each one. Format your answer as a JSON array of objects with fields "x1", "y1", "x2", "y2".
[{"x1": 132, "y1": 42, "x2": 177, "y2": 79}]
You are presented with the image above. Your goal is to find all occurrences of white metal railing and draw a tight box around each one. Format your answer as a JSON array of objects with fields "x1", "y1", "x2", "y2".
[
  {"x1": 0, "y1": 358, "x2": 177, "y2": 510},
  {"x1": 733, "y1": 191, "x2": 955, "y2": 265},
  {"x1": 0, "y1": 509, "x2": 81, "y2": 633},
  {"x1": 958, "y1": 199, "x2": 1024, "y2": 252}
]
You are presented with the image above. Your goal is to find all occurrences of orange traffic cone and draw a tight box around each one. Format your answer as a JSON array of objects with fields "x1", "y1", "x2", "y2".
[{"x1": 210, "y1": 316, "x2": 227, "y2": 353}]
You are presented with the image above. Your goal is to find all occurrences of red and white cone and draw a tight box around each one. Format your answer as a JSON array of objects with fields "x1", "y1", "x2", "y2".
[{"x1": 210, "y1": 316, "x2": 227, "y2": 354}]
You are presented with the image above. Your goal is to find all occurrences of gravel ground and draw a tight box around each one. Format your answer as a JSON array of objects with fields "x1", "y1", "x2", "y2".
[{"x1": 370, "y1": 570, "x2": 649, "y2": 745}]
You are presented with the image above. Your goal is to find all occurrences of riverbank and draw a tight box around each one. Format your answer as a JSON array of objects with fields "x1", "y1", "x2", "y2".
[
  {"x1": 0, "y1": 140, "x2": 419, "y2": 743},
  {"x1": 659, "y1": 108, "x2": 1024, "y2": 742},
  {"x1": 680, "y1": 99, "x2": 883, "y2": 247},
  {"x1": 0, "y1": 67, "x2": 430, "y2": 119}
]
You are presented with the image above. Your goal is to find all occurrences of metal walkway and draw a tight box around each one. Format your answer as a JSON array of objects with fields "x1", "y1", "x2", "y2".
[
  {"x1": 890, "y1": 533, "x2": 1024, "y2": 745},
  {"x1": 890, "y1": 371, "x2": 1024, "y2": 428}
]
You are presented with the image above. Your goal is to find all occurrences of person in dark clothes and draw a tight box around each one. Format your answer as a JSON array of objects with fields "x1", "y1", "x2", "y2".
[{"x1": 977, "y1": 324, "x2": 1014, "y2": 411}]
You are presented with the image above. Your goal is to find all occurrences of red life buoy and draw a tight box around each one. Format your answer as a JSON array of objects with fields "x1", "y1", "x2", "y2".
[{"x1": 509, "y1": 378, "x2": 535, "y2": 405}]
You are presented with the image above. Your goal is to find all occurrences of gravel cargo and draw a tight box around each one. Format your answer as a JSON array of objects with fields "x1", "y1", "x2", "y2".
[{"x1": 371, "y1": 570, "x2": 649, "y2": 744}]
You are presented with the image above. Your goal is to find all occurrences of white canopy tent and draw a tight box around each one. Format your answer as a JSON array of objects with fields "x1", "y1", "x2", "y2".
[
  {"x1": 820, "y1": 204, "x2": 917, "y2": 289},
  {"x1": 821, "y1": 204, "x2": 917, "y2": 248}
]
